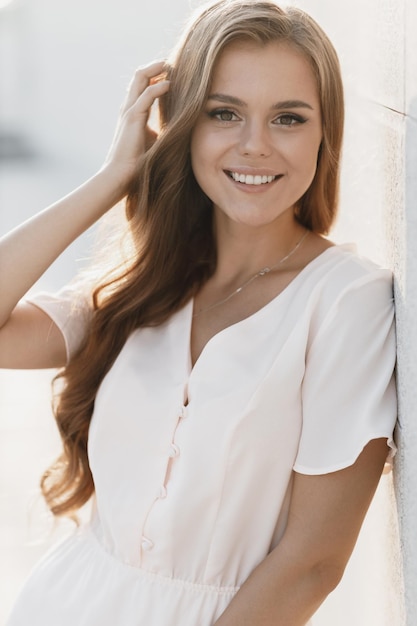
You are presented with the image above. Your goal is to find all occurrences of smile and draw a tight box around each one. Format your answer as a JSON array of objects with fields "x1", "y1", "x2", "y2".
[{"x1": 226, "y1": 171, "x2": 280, "y2": 185}]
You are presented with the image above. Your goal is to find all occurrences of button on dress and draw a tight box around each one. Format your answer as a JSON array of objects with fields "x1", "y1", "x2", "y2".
[{"x1": 7, "y1": 245, "x2": 397, "y2": 626}]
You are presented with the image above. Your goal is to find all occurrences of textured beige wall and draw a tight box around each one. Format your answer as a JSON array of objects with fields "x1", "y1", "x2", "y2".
[
  {"x1": 293, "y1": 0, "x2": 408, "y2": 624},
  {"x1": 394, "y1": 0, "x2": 417, "y2": 622}
]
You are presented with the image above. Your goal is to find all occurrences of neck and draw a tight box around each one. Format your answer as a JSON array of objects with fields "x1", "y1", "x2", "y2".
[{"x1": 213, "y1": 214, "x2": 306, "y2": 284}]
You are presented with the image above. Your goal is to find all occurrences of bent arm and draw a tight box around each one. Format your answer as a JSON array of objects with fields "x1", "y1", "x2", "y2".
[
  {"x1": 0, "y1": 171, "x2": 124, "y2": 369},
  {"x1": 214, "y1": 438, "x2": 389, "y2": 626},
  {"x1": 0, "y1": 169, "x2": 124, "y2": 329},
  {"x1": 0, "y1": 62, "x2": 170, "y2": 369}
]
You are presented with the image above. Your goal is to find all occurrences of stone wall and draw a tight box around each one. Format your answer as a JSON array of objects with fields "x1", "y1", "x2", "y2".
[{"x1": 295, "y1": 0, "x2": 415, "y2": 623}]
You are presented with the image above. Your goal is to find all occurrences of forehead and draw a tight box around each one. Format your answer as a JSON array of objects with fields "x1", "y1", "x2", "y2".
[{"x1": 210, "y1": 41, "x2": 319, "y2": 103}]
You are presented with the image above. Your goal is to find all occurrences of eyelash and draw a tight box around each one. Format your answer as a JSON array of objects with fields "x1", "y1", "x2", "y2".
[
  {"x1": 275, "y1": 113, "x2": 307, "y2": 126},
  {"x1": 208, "y1": 108, "x2": 239, "y2": 122},
  {"x1": 207, "y1": 108, "x2": 307, "y2": 126}
]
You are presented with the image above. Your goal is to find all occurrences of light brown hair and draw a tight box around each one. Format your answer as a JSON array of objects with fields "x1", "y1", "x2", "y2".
[{"x1": 42, "y1": 0, "x2": 344, "y2": 518}]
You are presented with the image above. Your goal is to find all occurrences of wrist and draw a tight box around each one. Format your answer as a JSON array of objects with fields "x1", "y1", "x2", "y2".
[{"x1": 95, "y1": 164, "x2": 133, "y2": 206}]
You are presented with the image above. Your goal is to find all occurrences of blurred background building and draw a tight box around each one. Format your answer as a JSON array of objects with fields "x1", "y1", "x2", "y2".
[{"x1": 1, "y1": 0, "x2": 415, "y2": 623}]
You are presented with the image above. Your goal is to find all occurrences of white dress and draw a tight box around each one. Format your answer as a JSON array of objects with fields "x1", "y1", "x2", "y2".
[{"x1": 7, "y1": 245, "x2": 397, "y2": 626}]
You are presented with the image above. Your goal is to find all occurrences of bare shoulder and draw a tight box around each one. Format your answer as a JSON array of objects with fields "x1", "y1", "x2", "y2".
[{"x1": 0, "y1": 301, "x2": 67, "y2": 369}]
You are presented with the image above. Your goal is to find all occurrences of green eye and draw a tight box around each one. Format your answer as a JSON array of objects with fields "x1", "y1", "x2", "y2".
[
  {"x1": 275, "y1": 114, "x2": 306, "y2": 126},
  {"x1": 208, "y1": 109, "x2": 237, "y2": 122}
]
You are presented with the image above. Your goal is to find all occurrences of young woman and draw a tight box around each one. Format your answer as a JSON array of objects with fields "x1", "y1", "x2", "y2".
[{"x1": 1, "y1": 1, "x2": 397, "y2": 624}]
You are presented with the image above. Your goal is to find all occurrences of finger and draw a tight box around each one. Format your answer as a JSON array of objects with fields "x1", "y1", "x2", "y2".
[
  {"x1": 122, "y1": 60, "x2": 167, "y2": 112},
  {"x1": 127, "y1": 80, "x2": 170, "y2": 120}
]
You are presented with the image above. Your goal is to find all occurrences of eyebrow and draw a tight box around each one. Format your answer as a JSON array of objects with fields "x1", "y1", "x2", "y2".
[{"x1": 207, "y1": 93, "x2": 314, "y2": 111}]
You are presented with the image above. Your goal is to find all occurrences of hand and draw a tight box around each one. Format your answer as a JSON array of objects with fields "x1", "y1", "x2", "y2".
[{"x1": 102, "y1": 60, "x2": 170, "y2": 193}]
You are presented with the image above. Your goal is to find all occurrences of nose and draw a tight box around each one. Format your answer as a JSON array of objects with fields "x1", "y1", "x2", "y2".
[{"x1": 238, "y1": 120, "x2": 272, "y2": 158}]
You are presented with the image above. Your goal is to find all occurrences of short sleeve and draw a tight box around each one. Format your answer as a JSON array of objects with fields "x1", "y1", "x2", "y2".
[
  {"x1": 25, "y1": 284, "x2": 93, "y2": 363},
  {"x1": 294, "y1": 270, "x2": 397, "y2": 474}
]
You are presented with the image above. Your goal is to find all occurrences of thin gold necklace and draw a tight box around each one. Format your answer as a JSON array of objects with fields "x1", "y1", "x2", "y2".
[{"x1": 193, "y1": 230, "x2": 309, "y2": 317}]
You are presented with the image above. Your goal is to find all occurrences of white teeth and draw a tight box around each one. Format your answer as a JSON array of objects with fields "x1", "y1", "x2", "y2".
[{"x1": 230, "y1": 171, "x2": 277, "y2": 185}]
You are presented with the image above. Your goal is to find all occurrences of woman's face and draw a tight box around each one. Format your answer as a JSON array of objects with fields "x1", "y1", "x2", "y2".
[{"x1": 190, "y1": 41, "x2": 323, "y2": 231}]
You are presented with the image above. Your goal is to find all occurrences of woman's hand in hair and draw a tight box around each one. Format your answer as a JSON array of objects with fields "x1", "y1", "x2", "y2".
[
  {"x1": 102, "y1": 60, "x2": 170, "y2": 194},
  {"x1": 0, "y1": 62, "x2": 169, "y2": 362}
]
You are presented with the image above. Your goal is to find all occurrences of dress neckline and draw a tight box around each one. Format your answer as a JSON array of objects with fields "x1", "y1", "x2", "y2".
[{"x1": 187, "y1": 243, "x2": 355, "y2": 374}]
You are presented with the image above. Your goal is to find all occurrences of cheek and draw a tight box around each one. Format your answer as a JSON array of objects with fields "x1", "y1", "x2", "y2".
[
  {"x1": 190, "y1": 129, "x2": 208, "y2": 174},
  {"x1": 190, "y1": 135, "x2": 211, "y2": 195},
  {"x1": 190, "y1": 150, "x2": 205, "y2": 190},
  {"x1": 190, "y1": 131, "x2": 222, "y2": 185},
  {"x1": 289, "y1": 134, "x2": 322, "y2": 173}
]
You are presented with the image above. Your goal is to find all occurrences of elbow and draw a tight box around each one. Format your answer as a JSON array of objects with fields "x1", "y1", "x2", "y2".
[{"x1": 312, "y1": 559, "x2": 346, "y2": 596}]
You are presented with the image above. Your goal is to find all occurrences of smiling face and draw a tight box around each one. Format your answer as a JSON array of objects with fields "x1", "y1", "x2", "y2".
[{"x1": 190, "y1": 41, "x2": 323, "y2": 232}]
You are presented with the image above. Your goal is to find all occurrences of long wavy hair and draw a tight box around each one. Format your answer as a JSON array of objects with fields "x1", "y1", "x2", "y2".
[{"x1": 41, "y1": 0, "x2": 344, "y2": 518}]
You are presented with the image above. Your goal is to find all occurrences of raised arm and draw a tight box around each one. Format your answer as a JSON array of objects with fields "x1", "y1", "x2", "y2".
[{"x1": 0, "y1": 61, "x2": 169, "y2": 369}]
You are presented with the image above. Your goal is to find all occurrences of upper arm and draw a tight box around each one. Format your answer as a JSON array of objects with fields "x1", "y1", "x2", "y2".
[
  {"x1": 281, "y1": 438, "x2": 389, "y2": 580},
  {"x1": 294, "y1": 270, "x2": 397, "y2": 475},
  {"x1": 276, "y1": 270, "x2": 397, "y2": 583},
  {"x1": 0, "y1": 301, "x2": 67, "y2": 369}
]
